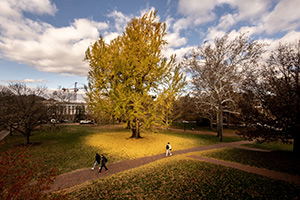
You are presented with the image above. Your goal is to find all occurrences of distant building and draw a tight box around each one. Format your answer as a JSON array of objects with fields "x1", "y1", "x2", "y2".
[{"x1": 44, "y1": 100, "x2": 87, "y2": 122}]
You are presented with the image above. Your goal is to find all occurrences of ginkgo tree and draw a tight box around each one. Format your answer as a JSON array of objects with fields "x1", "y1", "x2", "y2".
[{"x1": 85, "y1": 11, "x2": 185, "y2": 138}]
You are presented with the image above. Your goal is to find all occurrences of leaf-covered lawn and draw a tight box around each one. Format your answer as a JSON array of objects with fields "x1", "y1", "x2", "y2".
[
  {"x1": 69, "y1": 156, "x2": 300, "y2": 199},
  {"x1": 192, "y1": 148, "x2": 300, "y2": 176},
  {"x1": 1, "y1": 125, "x2": 239, "y2": 174},
  {"x1": 84, "y1": 129, "x2": 239, "y2": 161}
]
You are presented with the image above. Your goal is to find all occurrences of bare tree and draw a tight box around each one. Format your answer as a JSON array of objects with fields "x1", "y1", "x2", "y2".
[
  {"x1": 238, "y1": 40, "x2": 300, "y2": 155},
  {"x1": 51, "y1": 86, "x2": 73, "y2": 102},
  {"x1": 0, "y1": 86, "x2": 15, "y2": 135},
  {"x1": 0, "y1": 83, "x2": 48, "y2": 144},
  {"x1": 183, "y1": 33, "x2": 264, "y2": 141}
]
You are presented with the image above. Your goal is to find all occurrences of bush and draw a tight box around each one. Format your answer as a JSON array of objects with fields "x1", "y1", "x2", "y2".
[{"x1": 0, "y1": 142, "x2": 67, "y2": 200}]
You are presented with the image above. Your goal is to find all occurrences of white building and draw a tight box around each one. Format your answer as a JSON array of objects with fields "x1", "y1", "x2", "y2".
[{"x1": 44, "y1": 100, "x2": 88, "y2": 122}]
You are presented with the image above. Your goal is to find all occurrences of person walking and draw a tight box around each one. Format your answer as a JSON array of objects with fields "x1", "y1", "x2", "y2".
[
  {"x1": 91, "y1": 153, "x2": 101, "y2": 170},
  {"x1": 166, "y1": 142, "x2": 172, "y2": 156},
  {"x1": 99, "y1": 154, "x2": 108, "y2": 174}
]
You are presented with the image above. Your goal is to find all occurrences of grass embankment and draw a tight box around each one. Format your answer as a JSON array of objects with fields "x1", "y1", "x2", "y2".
[
  {"x1": 69, "y1": 156, "x2": 300, "y2": 199},
  {"x1": 1, "y1": 125, "x2": 239, "y2": 174},
  {"x1": 189, "y1": 142, "x2": 299, "y2": 176}
]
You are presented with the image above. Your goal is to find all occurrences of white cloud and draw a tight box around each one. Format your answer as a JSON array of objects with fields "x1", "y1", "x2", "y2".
[
  {"x1": 1, "y1": 0, "x2": 300, "y2": 80},
  {"x1": 216, "y1": 14, "x2": 237, "y2": 31},
  {"x1": 165, "y1": 32, "x2": 187, "y2": 48},
  {"x1": 262, "y1": 0, "x2": 300, "y2": 34},
  {"x1": 175, "y1": 0, "x2": 217, "y2": 32},
  {"x1": 220, "y1": 0, "x2": 272, "y2": 21},
  {"x1": 103, "y1": 32, "x2": 120, "y2": 44},
  {"x1": 0, "y1": 0, "x2": 57, "y2": 18},
  {"x1": 2, "y1": 78, "x2": 47, "y2": 83},
  {"x1": 205, "y1": 28, "x2": 226, "y2": 41},
  {"x1": 0, "y1": 1, "x2": 109, "y2": 76},
  {"x1": 163, "y1": 46, "x2": 194, "y2": 62},
  {"x1": 178, "y1": 0, "x2": 217, "y2": 20},
  {"x1": 265, "y1": 31, "x2": 300, "y2": 51},
  {"x1": 107, "y1": 10, "x2": 131, "y2": 33}
]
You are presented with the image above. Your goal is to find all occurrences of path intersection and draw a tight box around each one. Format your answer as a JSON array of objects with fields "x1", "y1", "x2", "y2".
[{"x1": 50, "y1": 140, "x2": 300, "y2": 192}]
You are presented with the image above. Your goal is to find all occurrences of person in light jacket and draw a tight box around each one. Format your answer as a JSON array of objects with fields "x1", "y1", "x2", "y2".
[
  {"x1": 166, "y1": 142, "x2": 172, "y2": 156},
  {"x1": 91, "y1": 153, "x2": 101, "y2": 170}
]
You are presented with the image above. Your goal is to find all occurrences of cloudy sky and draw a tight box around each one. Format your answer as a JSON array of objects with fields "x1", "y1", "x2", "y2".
[{"x1": 0, "y1": 0, "x2": 300, "y2": 95}]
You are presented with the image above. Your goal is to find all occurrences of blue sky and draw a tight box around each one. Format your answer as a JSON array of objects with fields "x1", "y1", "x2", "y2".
[{"x1": 0, "y1": 0, "x2": 300, "y2": 98}]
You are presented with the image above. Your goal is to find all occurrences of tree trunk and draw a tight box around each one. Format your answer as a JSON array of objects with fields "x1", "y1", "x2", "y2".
[
  {"x1": 219, "y1": 111, "x2": 223, "y2": 142},
  {"x1": 9, "y1": 125, "x2": 12, "y2": 136},
  {"x1": 130, "y1": 128, "x2": 141, "y2": 138},
  {"x1": 26, "y1": 133, "x2": 30, "y2": 144},
  {"x1": 209, "y1": 115, "x2": 213, "y2": 130},
  {"x1": 131, "y1": 128, "x2": 137, "y2": 138},
  {"x1": 293, "y1": 125, "x2": 300, "y2": 157},
  {"x1": 227, "y1": 113, "x2": 230, "y2": 128},
  {"x1": 216, "y1": 113, "x2": 220, "y2": 137},
  {"x1": 130, "y1": 119, "x2": 141, "y2": 139}
]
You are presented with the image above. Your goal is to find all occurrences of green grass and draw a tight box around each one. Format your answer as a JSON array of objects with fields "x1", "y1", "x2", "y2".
[
  {"x1": 171, "y1": 122, "x2": 238, "y2": 135},
  {"x1": 3, "y1": 125, "x2": 299, "y2": 199},
  {"x1": 243, "y1": 141, "x2": 293, "y2": 151},
  {"x1": 69, "y1": 156, "x2": 300, "y2": 199},
  {"x1": 190, "y1": 147, "x2": 300, "y2": 176},
  {"x1": 1, "y1": 125, "x2": 239, "y2": 174},
  {"x1": 171, "y1": 122, "x2": 213, "y2": 131}
]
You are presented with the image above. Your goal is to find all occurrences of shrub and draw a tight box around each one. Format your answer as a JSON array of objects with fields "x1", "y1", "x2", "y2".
[{"x1": 0, "y1": 142, "x2": 67, "y2": 199}]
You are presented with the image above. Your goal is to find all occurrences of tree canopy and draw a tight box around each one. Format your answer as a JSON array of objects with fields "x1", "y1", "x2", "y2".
[
  {"x1": 0, "y1": 83, "x2": 47, "y2": 144},
  {"x1": 238, "y1": 40, "x2": 300, "y2": 154},
  {"x1": 183, "y1": 33, "x2": 264, "y2": 141},
  {"x1": 85, "y1": 11, "x2": 185, "y2": 138}
]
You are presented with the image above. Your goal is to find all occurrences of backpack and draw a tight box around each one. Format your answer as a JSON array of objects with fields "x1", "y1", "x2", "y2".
[
  {"x1": 166, "y1": 144, "x2": 169, "y2": 150},
  {"x1": 104, "y1": 156, "x2": 108, "y2": 162}
]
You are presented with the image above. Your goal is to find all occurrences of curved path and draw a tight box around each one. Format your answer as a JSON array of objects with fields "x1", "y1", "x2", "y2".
[
  {"x1": 50, "y1": 140, "x2": 300, "y2": 192},
  {"x1": 0, "y1": 130, "x2": 10, "y2": 141}
]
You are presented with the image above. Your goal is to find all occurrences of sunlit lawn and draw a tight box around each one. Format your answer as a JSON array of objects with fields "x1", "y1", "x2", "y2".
[
  {"x1": 1, "y1": 125, "x2": 239, "y2": 174},
  {"x1": 69, "y1": 156, "x2": 300, "y2": 199},
  {"x1": 85, "y1": 128, "x2": 240, "y2": 161}
]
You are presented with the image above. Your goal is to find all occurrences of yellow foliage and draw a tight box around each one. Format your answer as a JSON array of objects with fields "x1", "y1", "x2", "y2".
[{"x1": 84, "y1": 131, "x2": 199, "y2": 160}]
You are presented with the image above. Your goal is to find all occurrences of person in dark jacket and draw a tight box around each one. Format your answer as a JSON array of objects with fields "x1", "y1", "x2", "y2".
[
  {"x1": 91, "y1": 153, "x2": 101, "y2": 170},
  {"x1": 98, "y1": 154, "x2": 108, "y2": 174}
]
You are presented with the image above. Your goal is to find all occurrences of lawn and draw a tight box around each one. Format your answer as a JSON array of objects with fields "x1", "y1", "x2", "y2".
[
  {"x1": 244, "y1": 141, "x2": 294, "y2": 151},
  {"x1": 2, "y1": 125, "x2": 299, "y2": 199},
  {"x1": 1, "y1": 125, "x2": 239, "y2": 174},
  {"x1": 69, "y1": 156, "x2": 300, "y2": 199},
  {"x1": 190, "y1": 147, "x2": 300, "y2": 176}
]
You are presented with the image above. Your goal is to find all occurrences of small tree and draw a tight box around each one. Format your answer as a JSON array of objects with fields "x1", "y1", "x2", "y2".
[
  {"x1": 238, "y1": 40, "x2": 300, "y2": 155},
  {"x1": 0, "y1": 83, "x2": 48, "y2": 144},
  {"x1": 85, "y1": 11, "x2": 185, "y2": 138},
  {"x1": 0, "y1": 142, "x2": 67, "y2": 199},
  {"x1": 183, "y1": 33, "x2": 263, "y2": 141},
  {"x1": 0, "y1": 86, "x2": 15, "y2": 135}
]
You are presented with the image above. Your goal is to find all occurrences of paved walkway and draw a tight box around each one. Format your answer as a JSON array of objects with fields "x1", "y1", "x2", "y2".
[
  {"x1": 0, "y1": 130, "x2": 10, "y2": 141},
  {"x1": 50, "y1": 140, "x2": 300, "y2": 192}
]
